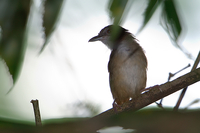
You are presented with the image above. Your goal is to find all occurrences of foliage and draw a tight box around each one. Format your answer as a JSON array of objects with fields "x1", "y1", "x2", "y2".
[
  {"x1": 0, "y1": 0, "x2": 191, "y2": 92},
  {"x1": 39, "y1": 0, "x2": 64, "y2": 53},
  {"x1": 0, "y1": 0, "x2": 64, "y2": 93},
  {"x1": 0, "y1": 0, "x2": 31, "y2": 93}
]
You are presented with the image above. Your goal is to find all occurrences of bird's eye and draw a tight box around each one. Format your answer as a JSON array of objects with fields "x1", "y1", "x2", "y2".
[{"x1": 107, "y1": 29, "x2": 111, "y2": 34}]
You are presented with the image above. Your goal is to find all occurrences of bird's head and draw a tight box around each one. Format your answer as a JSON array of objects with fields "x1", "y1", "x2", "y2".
[{"x1": 88, "y1": 25, "x2": 128, "y2": 50}]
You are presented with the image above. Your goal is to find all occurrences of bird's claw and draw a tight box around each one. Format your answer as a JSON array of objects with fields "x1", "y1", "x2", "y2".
[{"x1": 112, "y1": 101, "x2": 122, "y2": 113}]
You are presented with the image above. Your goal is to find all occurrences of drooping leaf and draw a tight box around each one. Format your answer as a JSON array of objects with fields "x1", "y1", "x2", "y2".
[
  {"x1": 161, "y1": 0, "x2": 182, "y2": 42},
  {"x1": 39, "y1": 0, "x2": 64, "y2": 54},
  {"x1": 0, "y1": 0, "x2": 31, "y2": 93},
  {"x1": 137, "y1": 0, "x2": 162, "y2": 34},
  {"x1": 108, "y1": 0, "x2": 128, "y2": 25},
  {"x1": 108, "y1": 0, "x2": 129, "y2": 42},
  {"x1": 160, "y1": 0, "x2": 192, "y2": 59}
]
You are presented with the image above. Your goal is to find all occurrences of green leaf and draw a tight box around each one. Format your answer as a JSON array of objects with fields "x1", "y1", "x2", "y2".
[
  {"x1": 160, "y1": 0, "x2": 192, "y2": 59},
  {"x1": 108, "y1": 0, "x2": 130, "y2": 42},
  {"x1": 39, "y1": 0, "x2": 64, "y2": 54},
  {"x1": 161, "y1": 0, "x2": 182, "y2": 42},
  {"x1": 137, "y1": 0, "x2": 162, "y2": 34},
  {"x1": 0, "y1": 0, "x2": 31, "y2": 93},
  {"x1": 108, "y1": 0, "x2": 128, "y2": 25}
]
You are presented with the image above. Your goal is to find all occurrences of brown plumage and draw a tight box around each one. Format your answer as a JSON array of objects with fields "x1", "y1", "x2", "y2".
[{"x1": 89, "y1": 25, "x2": 147, "y2": 106}]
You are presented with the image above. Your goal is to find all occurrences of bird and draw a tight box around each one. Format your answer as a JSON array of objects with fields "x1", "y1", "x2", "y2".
[{"x1": 88, "y1": 25, "x2": 147, "y2": 109}]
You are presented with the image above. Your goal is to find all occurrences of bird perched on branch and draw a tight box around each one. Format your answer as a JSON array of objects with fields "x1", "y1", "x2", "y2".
[{"x1": 89, "y1": 25, "x2": 147, "y2": 109}]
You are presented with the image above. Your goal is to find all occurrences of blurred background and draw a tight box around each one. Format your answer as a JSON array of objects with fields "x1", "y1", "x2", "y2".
[{"x1": 0, "y1": 0, "x2": 199, "y2": 124}]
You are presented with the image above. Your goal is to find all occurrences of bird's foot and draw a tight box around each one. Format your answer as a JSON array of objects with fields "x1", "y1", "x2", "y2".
[{"x1": 112, "y1": 101, "x2": 122, "y2": 113}]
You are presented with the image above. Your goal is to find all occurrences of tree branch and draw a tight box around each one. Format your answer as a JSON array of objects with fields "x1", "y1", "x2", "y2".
[
  {"x1": 1, "y1": 67, "x2": 200, "y2": 133},
  {"x1": 30, "y1": 99, "x2": 42, "y2": 126},
  {"x1": 174, "y1": 51, "x2": 200, "y2": 111},
  {"x1": 74, "y1": 67, "x2": 200, "y2": 132}
]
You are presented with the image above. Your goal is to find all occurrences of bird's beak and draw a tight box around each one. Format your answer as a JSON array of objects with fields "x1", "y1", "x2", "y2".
[{"x1": 88, "y1": 35, "x2": 103, "y2": 42}]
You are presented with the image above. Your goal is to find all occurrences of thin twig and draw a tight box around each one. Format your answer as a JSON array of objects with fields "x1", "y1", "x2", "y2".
[
  {"x1": 156, "y1": 63, "x2": 191, "y2": 108},
  {"x1": 183, "y1": 99, "x2": 200, "y2": 111},
  {"x1": 31, "y1": 99, "x2": 42, "y2": 126},
  {"x1": 173, "y1": 51, "x2": 200, "y2": 111},
  {"x1": 168, "y1": 63, "x2": 191, "y2": 81}
]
